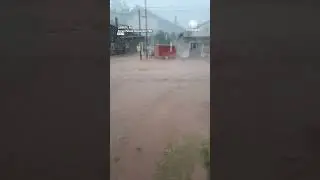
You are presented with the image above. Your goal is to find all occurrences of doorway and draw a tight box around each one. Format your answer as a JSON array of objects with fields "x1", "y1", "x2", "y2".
[
  {"x1": 189, "y1": 41, "x2": 202, "y2": 57},
  {"x1": 190, "y1": 42, "x2": 199, "y2": 51}
]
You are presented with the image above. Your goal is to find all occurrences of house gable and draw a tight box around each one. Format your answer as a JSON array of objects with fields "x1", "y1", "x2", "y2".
[{"x1": 190, "y1": 20, "x2": 210, "y2": 37}]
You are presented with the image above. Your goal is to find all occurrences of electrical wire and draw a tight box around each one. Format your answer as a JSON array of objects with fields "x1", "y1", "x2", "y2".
[
  {"x1": 147, "y1": 6, "x2": 209, "y2": 8},
  {"x1": 129, "y1": 4, "x2": 210, "y2": 11},
  {"x1": 143, "y1": 7, "x2": 209, "y2": 11}
]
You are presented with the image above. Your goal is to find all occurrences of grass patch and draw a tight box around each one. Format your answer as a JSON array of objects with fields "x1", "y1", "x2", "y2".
[
  {"x1": 153, "y1": 135, "x2": 210, "y2": 180},
  {"x1": 200, "y1": 138, "x2": 210, "y2": 170}
]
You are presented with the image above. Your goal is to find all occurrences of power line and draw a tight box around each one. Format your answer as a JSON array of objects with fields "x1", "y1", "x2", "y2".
[
  {"x1": 147, "y1": 9, "x2": 208, "y2": 11},
  {"x1": 128, "y1": 4, "x2": 209, "y2": 9},
  {"x1": 148, "y1": 6, "x2": 209, "y2": 8},
  {"x1": 148, "y1": 7, "x2": 209, "y2": 10},
  {"x1": 138, "y1": 6, "x2": 210, "y2": 11}
]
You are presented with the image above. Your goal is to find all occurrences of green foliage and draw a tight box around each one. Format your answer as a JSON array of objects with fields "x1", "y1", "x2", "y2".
[
  {"x1": 154, "y1": 30, "x2": 173, "y2": 45},
  {"x1": 153, "y1": 136, "x2": 210, "y2": 180},
  {"x1": 170, "y1": 32, "x2": 177, "y2": 41},
  {"x1": 110, "y1": 0, "x2": 130, "y2": 12},
  {"x1": 200, "y1": 138, "x2": 210, "y2": 170}
]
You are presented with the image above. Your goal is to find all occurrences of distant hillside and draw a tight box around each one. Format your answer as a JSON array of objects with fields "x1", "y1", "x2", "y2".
[{"x1": 110, "y1": 6, "x2": 185, "y2": 34}]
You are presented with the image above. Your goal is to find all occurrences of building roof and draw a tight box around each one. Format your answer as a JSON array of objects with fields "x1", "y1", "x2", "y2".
[
  {"x1": 176, "y1": 19, "x2": 210, "y2": 39},
  {"x1": 197, "y1": 20, "x2": 210, "y2": 28}
]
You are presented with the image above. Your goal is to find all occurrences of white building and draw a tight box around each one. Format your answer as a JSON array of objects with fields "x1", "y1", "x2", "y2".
[
  {"x1": 176, "y1": 20, "x2": 210, "y2": 58},
  {"x1": 190, "y1": 20, "x2": 210, "y2": 38}
]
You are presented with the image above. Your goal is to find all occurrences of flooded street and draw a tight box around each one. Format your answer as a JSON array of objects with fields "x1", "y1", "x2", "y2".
[{"x1": 110, "y1": 55, "x2": 210, "y2": 180}]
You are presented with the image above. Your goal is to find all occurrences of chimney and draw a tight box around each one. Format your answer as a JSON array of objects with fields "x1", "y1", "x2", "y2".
[
  {"x1": 115, "y1": 17, "x2": 118, "y2": 27},
  {"x1": 174, "y1": 16, "x2": 177, "y2": 25}
]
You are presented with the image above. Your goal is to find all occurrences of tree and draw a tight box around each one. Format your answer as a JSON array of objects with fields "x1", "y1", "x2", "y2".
[
  {"x1": 154, "y1": 30, "x2": 165, "y2": 44},
  {"x1": 154, "y1": 30, "x2": 173, "y2": 45},
  {"x1": 110, "y1": 0, "x2": 130, "y2": 12},
  {"x1": 119, "y1": 0, "x2": 130, "y2": 12},
  {"x1": 170, "y1": 32, "x2": 177, "y2": 41}
]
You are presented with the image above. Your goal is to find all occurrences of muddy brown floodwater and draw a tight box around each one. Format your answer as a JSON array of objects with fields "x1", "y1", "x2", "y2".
[{"x1": 110, "y1": 55, "x2": 210, "y2": 180}]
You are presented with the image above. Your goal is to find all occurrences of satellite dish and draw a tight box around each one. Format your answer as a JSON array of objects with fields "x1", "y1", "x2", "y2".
[{"x1": 188, "y1": 20, "x2": 198, "y2": 29}]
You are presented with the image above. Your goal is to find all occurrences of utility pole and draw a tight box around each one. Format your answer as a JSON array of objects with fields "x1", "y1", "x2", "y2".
[
  {"x1": 144, "y1": 0, "x2": 148, "y2": 59},
  {"x1": 138, "y1": 9, "x2": 142, "y2": 60}
]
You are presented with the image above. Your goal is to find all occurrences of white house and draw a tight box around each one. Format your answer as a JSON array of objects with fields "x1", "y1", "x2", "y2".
[
  {"x1": 190, "y1": 20, "x2": 210, "y2": 38},
  {"x1": 176, "y1": 20, "x2": 210, "y2": 58}
]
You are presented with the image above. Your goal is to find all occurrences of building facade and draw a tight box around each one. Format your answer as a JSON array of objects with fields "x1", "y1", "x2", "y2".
[
  {"x1": 176, "y1": 20, "x2": 210, "y2": 58},
  {"x1": 110, "y1": 6, "x2": 185, "y2": 55}
]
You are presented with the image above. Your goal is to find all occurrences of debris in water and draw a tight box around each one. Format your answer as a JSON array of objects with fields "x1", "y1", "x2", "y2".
[
  {"x1": 136, "y1": 147, "x2": 142, "y2": 152},
  {"x1": 117, "y1": 136, "x2": 129, "y2": 144},
  {"x1": 113, "y1": 156, "x2": 120, "y2": 163},
  {"x1": 138, "y1": 68, "x2": 148, "y2": 71}
]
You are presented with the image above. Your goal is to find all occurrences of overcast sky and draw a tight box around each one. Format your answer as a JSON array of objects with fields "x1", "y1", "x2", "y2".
[{"x1": 123, "y1": 0, "x2": 210, "y2": 28}]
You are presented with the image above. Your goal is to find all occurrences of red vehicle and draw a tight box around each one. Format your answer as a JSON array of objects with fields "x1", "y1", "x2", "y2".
[{"x1": 154, "y1": 44, "x2": 176, "y2": 59}]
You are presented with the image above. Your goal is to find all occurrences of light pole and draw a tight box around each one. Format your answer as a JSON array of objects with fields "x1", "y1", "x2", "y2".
[
  {"x1": 144, "y1": 0, "x2": 148, "y2": 59},
  {"x1": 138, "y1": 9, "x2": 142, "y2": 60}
]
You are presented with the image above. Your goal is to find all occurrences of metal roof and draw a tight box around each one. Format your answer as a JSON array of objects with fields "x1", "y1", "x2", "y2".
[{"x1": 197, "y1": 20, "x2": 210, "y2": 28}]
